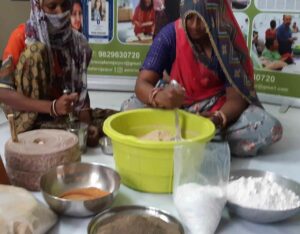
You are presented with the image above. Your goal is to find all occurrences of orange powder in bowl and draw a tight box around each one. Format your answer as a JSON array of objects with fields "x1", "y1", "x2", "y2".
[{"x1": 60, "y1": 187, "x2": 110, "y2": 200}]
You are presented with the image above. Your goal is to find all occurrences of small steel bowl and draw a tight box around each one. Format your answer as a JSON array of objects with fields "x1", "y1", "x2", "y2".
[
  {"x1": 227, "y1": 169, "x2": 300, "y2": 223},
  {"x1": 40, "y1": 162, "x2": 120, "y2": 217},
  {"x1": 99, "y1": 136, "x2": 113, "y2": 155},
  {"x1": 88, "y1": 205, "x2": 185, "y2": 234}
]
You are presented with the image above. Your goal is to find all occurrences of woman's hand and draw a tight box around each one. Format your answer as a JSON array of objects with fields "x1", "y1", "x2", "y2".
[
  {"x1": 198, "y1": 87, "x2": 248, "y2": 128},
  {"x1": 55, "y1": 93, "x2": 78, "y2": 116},
  {"x1": 200, "y1": 111, "x2": 223, "y2": 129},
  {"x1": 135, "y1": 70, "x2": 185, "y2": 109},
  {"x1": 155, "y1": 85, "x2": 185, "y2": 109}
]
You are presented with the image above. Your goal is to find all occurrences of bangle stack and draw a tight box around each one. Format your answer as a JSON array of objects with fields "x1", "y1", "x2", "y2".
[
  {"x1": 50, "y1": 99, "x2": 59, "y2": 117},
  {"x1": 212, "y1": 110, "x2": 227, "y2": 128},
  {"x1": 148, "y1": 87, "x2": 163, "y2": 107}
]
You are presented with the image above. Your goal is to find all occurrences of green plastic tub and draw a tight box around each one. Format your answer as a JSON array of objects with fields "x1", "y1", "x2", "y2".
[{"x1": 103, "y1": 108, "x2": 215, "y2": 193}]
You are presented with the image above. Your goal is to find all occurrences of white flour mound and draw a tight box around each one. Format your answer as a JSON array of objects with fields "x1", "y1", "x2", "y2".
[
  {"x1": 174, "y1": 183, "x2": 226, "y2": 234},
  {"x1": 227, "y1": 176, "x2": 300, "y2": 210}
]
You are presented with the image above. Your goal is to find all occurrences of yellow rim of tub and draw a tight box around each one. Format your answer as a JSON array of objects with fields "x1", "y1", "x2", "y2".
[{"x1": 103, "y1": 108, "x2": 216, "y2": 149}]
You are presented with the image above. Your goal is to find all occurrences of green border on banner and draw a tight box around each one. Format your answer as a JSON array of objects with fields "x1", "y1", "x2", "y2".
[{"x1": 254, "y1": 70, "x2": 300, "y2": 98}]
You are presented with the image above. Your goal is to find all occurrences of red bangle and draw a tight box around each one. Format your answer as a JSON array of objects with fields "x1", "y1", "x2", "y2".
[{"x1": 148, "y1": 87, "x2": 163, "y2": 107}]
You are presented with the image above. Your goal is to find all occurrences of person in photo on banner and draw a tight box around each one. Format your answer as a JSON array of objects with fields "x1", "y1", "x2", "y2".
[
  {"x1": 153, "y1": 0, "x2": 167, "y2": 37},
  {"x1": 260, "y1": 38, "x2": 288, "y2": 71},
  {"x1": 153, "y1": 0, "x2": 180, "y2": 37},
  {"x1": 265, "y1": 19, "x2": 277, "y2": 41},
  {"x1": 276, "y1": 15, "x2": 297, "y2": 59},
  {"x1": 0, "y1": 0, "x2": 117, "y2": 147},
  {"x1": 71, "y1": 0, "x2": 83, "y2": 32},
  {"x1": 132, "y1": 0, "x2": 155, "y2": 38},
  {"x1": 121, "y1": 0, "x2": 283, "y2": 157},
  {"x1": 292, "y1": 22, "x2": 299, "y2": 33},
  {"x1": 91, "y1": 0, "x2": 103, "y2": 23}
]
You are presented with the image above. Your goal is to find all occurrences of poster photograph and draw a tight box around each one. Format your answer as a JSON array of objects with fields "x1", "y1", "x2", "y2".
[
  {"x1": 117, "y1": 0, "x2": 154, "y2": 45},
  {"x1": 82, "y1": 0, "x2": 148, "y2": 89},
  {"x1": 75, "y1": 0, "x2": 300, "y2": 103},
  {"x1": 233, "y1": 0, "x2": 300, "y2": 101},
  {"x1": 251, "y1": 13, "x2": 300, "y2": 74},
  {"x1": 82, "y1": 0, "x2": 180, "y2": 91},
  {"x1": 85, "y1": 0, "x2": 113, "y2": 43}
]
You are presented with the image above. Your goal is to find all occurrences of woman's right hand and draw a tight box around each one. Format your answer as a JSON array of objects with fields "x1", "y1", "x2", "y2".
[
  {"x1": 55, "y1": 93, "x2": 78, "y2": 115},
  {"x1": 155, "y1": 85, "x2": 185, "y2": 109}
]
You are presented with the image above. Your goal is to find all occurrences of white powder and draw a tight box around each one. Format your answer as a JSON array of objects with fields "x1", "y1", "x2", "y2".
[
  {"x1": 174, "y1": 183, "x2": 226, "y2": 234},
  {"x1": 227, "y1": 176, "x2": 300, "y2": 210}
]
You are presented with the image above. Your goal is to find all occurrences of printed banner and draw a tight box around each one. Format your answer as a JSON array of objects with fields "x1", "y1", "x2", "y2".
[
  {"x1": 73, "y1": 0, "x2": 300, "y2": 100},
  {"x1": 233, "y1": 0, "x2": 300, "y2": 99},
  {"x1": 81, "y1": 0, "x2": 153, "y2": 77},
  {"x1": 77, "y1": 0, "x2": 179, "y2": 84}
]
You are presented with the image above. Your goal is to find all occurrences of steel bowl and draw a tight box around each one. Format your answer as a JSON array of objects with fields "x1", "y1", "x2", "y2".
[
  {"x1": 88, "y1": 205, "x2": 185, "y2": 234},
  {"x1": 99, "y1": 136, "x2": 113, "y2": 155},
  {"x1": 227, "y1": 169, "x2": 300, "y2": 223},
  {"x1": 40, "y1": 162, "x2": 120, "y2": 217}
]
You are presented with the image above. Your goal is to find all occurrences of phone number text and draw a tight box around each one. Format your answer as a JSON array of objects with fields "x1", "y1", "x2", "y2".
[
  {"x1": 98, "y1": 51, "x2": 141, "y2": 59},
  {"x1": 254, "y1": 74, "x2": 276, "y2": 83}
]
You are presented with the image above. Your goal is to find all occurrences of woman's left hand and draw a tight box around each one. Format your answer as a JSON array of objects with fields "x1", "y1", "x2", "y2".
[
  {"x1": 56, "y1": 93, "x2": 78, "y2": 115},
  {"x1": 199, "y1": 87, "x2": 248, "y2": 128},
  {"x1": 199, "y1": 111, "x2": 222, "y2": 128}
]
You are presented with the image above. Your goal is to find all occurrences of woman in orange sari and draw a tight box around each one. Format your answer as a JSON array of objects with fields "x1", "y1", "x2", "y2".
[
  {"x1": 0, "y1": 0, "x2": 117, "y2": 146},
  {"x1": 0, "y1": 1, "x2": 83, "y2": 123}
]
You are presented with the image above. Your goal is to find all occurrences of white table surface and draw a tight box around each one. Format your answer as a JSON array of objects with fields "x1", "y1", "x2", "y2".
[{"x1": 1, "y1": 121, "x2": 300, "y2": 234}]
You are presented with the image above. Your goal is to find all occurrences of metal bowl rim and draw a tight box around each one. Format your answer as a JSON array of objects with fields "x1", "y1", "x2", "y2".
[
  {"x1": 40, "y1": 162, "x2": 121, "y2": 202},
  {"x1": 88, "y1": 205, "x2": 185, "y2": 234}
]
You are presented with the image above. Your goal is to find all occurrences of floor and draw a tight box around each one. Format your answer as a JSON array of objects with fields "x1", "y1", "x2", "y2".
[
  {"x1": 1, "y1": 90, "x2": 300, "y2": 233},
  {"x1": 1, "y1": 90, "x2": 299, "y2": 154},
  {"x1": 2, "y1": 90, "x2": 299, "y2": 178}
]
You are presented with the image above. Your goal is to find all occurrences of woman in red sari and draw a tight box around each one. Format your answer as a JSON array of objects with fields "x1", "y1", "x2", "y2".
[
  {"x1": 132, "y1": 0, "x2": 155, "y2": 36},
  {"x1": 122, "y1": 0, "x2": 282, "y2": 157}
]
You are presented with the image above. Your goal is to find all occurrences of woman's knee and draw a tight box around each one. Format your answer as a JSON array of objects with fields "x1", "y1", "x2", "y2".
[
  {"x1": 228, "y1": 106, "x2": 283, "y2": 157},
  {"x1": 268, "y1": 115, "x2": 283, "y2": 143},
  {"x1": 229, "y1": 139, "x2": 259, "y2": 157},
  {"x1": 232, "y1": 118, "x2": 282, "y2": 157}
]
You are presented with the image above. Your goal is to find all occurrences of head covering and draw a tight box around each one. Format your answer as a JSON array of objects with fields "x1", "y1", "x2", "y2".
[
  {"x1": 26, "y1": 0, "x2": 73, "y2": 46},
  {"x1": 180, "y1": 0, "x2": 258, "y2": 104},
  {"x1": 25, "y1": 0, "x2": 91, "y2": 109},
  {"x1": 26, "y1": 0, "x2": 50, "y2": 46}
]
